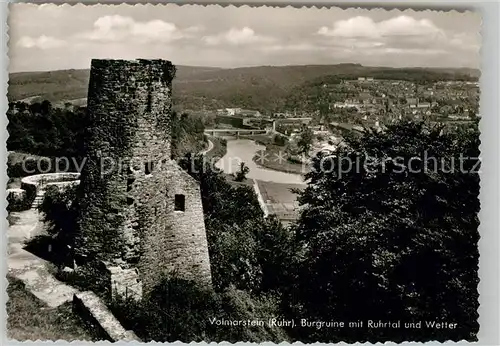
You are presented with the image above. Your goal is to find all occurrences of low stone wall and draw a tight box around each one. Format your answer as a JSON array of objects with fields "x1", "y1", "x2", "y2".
[
  {"x1": 21, "y1": 172, "x2": 81, "y2": 187},
  {"x1": 252, "y1": 179, "x2": 269, "y2": 217},
  {"x1": 72, "y1": 291, "x2": 141, "y2": 342},
  {"x1": 19, "y1": 172, "x2": 81, "y2": 209}
]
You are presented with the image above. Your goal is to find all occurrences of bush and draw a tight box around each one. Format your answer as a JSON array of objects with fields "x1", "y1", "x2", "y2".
[
  {"x1": 7, "y1": 189, "x2": 30, "y2": 212},
  {"x1": 233, "y1": 162, "x2": 250, "y2": 182},
  {"x1": 273, "y1": 135, "x2": 287, "y2": 146},
  {"x1": 55, "y1": 264, "x2": 110, "y2": 300},
  {"x1": 110, "y1": 278, "x2": 289, "y2": 343},
  {"x1": 287, "y1": 156, "x2": 303, "y2": 164}
]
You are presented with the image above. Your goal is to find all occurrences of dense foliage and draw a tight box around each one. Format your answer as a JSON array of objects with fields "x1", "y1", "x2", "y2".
[
  {"x1": 233, "y1": 162, "x2": 250, "y2": 182},
  {"x1": 111, "y1": 278, "x2": 289, "y2": 343},
  {"x1": 7, "y1": 101, "x2": 87, "y2": 158},
  {"x1": 296, "y1": 125, "x2": 314, "y2": 155},
  {"x1": 170, "y1": 111, "x2": 206, "y2": 159},
  {"x1": 26, "y1": 95, "x2": 480, "y2": 343},
  {"x1": 285, "y1": 121, "x2": 480, "y2": 342},
  {"x1": 178, "y1": 154, "x2": 291, "y2": 293}
]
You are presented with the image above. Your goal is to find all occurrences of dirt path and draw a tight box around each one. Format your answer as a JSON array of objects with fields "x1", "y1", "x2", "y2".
[{"x1": 7, "y1": 209, "x2": 78, "y2": 308}]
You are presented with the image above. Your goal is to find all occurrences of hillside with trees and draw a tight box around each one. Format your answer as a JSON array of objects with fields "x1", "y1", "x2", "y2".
[
  {"x1": 8, "y1": 64, "x2": 479, "y2": 113},
  {"x1": 6, "y1": 101, "x2": 207, "y2": 177}
]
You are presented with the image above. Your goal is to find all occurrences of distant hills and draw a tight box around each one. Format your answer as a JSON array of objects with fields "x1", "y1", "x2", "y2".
[{"x1": 8, "y1": 64, "x2": 480, "y2": 112}]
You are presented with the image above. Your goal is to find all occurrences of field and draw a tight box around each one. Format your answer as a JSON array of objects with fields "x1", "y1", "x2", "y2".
[{"x1": 257, "y1": 180, "x2": 305, "y2": 223}]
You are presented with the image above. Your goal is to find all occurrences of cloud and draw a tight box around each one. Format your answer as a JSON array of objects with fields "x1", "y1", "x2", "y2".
[
  {"x1": 378, "y1": 47, "x2": 448, "y2": 55},
  {"x1": 8, "y1": 4, "x2": 480, "y2": 72},
  {"x1": 261, "y1": 43, "x2": 323, "y2": 52},
  {"x1": 318, "y1": 15, "x2": 444, "y2": 39},
  {"x1": 449, "y1": 32, "x2": 481, "y2": 51},
  {"x1": 36, "y1": 3, "x2": 64, "y2": 16},
  {"x1": 184, "y1": 26, "x2": 205, "y2": 34},
  {"x1": 203, "y1": 27, "x2": 274, "y2": 46},
  {"x1": 315, "y1": 14, "x2": 480, "y2": 59},
  {"x1": 17, "y1": 35, "x2": 65, "y2": 49},
  {"x1": 318, "y1": 16, "x2": 378, "y2": 38},
  {"x1": 81, "y1": 15, "x2": 201, "y2": 43}
]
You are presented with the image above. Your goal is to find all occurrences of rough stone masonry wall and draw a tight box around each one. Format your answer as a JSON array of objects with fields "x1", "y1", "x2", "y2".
[
  {"x1": 76, "y1": 59, "x2": 175, "y2": 263},
  {"x1": 76, "y1": 59, "x2": 212, "y2": 296},
  {"x1": 138, "y1": 160, "x2": 213, "y2": 291}
]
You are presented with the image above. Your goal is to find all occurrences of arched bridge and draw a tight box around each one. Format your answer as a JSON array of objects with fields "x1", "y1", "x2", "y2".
[{"x1": 204, "y1": 128, "x2": 269, "y2": 137}]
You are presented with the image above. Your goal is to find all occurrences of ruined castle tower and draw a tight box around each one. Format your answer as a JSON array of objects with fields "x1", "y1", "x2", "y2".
[{"x1": 76, "y1": 59, "x2": 212, "y2": 297}]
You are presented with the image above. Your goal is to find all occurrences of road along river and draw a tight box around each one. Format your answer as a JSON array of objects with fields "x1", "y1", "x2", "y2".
[{"x1": 215, "y1": 139, "x2": 306, "y2": 185}]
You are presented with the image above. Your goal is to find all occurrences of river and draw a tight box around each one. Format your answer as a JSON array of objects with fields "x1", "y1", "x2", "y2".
[{"x1": 215, "y1": 139, "x2": 306, "y2": 185}]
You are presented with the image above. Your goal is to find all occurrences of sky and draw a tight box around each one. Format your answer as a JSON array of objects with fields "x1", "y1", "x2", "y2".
[{"x1": 8, "y1": 4, "x2": 481, "y2": 72}]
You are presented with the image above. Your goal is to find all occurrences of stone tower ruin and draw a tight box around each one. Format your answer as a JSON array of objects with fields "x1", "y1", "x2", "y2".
[{"x1": 76, "y1": 59, "x2": 212, "y2": 298}]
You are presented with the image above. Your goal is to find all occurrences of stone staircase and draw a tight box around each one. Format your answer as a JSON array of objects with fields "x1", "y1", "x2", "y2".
[{"x1": 31, "y1": 190, "x2": 45, "y2": 209}]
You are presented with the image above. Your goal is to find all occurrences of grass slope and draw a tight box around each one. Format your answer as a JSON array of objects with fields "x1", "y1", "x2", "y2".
[{"x1": 7, "y1": 276, "x2": 101, "y2": 341}]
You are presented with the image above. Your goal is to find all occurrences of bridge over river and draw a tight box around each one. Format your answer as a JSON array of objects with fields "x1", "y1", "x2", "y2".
[{"x1": 204, "y1": 128, "x2": 268, "y2": 137}]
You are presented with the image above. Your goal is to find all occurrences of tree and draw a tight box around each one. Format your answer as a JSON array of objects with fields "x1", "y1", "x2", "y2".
[
  {"x1": 297, "y1": 125, "x2": 314, "y2": 156},
  {"x1": 256, "y1": 215, "x2": 298, "y2": 293},
  {"x1": 273, "y1": 135, "x2": 287, "y2": 146},
  {"x1": 234, "y1": 162, "x2": 250, "y2": 182},
  {"x1": 287, "y1": 121, "x2": 480, "y2": 343},
  {"x1": 38, "y1": 185, "x2": 80, "y2": 266},
  {"x1": 179, "y1": 154, "x2": 265, "y2": 292},
  {"x1": 7, "y1": 101, "x2": 88, "y2": 159},
  {"x1": 39, "y1": 185, "x2": 79, "y2": 240},
  {"x1": 170, "y1": 111, "x2": 206, "y2": 159}
]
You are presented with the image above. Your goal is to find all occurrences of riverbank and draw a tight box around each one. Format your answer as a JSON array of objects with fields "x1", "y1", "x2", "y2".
[
  {"x1": 203, "y1": 137, "x2": 255, "y2": 188},
  {"x1": 216, "y1": 139, "x2": 304, "y2": 185},
  {"x1": 252, "y1": 144, "x2": 308, "y2": 175},
  {"x1": 239, "y1": 134, "x2": 274, "y2": 146},
  {"x1": 215, "y1": 138, "x2": 307, "y2": 224},
  {"x1": 239, "y1": 135, "x2": 309, "y2": 175},
  {"x1": 204, "y1": 136, "x2": 227, "y2": 161}
]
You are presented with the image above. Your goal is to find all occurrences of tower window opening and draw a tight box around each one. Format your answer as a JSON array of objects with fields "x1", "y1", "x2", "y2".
[
  {"x1": 127, "y1": 177, "x2": 135, "y2": 192},
  {"x1": 174, "y1": 194, "x2": 185, "y2": 212},
  {"x1": 145, "y1": 161, "x2": 154, "y2": 175},
  {"x1": 146, "y1": 92, "x2": 152, "y2": 113}
]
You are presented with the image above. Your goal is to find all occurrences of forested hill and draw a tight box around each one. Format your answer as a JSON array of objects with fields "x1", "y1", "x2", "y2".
[{"x1": 8, "y1": 64, "x2": 479, "y2": 112}]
